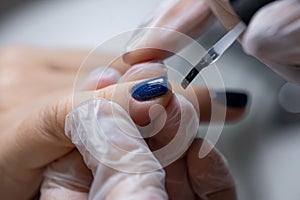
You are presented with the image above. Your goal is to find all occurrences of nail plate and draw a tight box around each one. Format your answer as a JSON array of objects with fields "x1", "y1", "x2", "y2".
[
  {"x1": 131, "y1": 76, "x2": 168, "y2": 101},
  {"x1": 212, "y1": 91, "x2": 248, "y2": 108}
]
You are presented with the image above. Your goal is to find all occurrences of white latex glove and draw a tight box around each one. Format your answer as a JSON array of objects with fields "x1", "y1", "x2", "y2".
[
  {"x1": 208, "y1": 0, "x2": 300, "y2": 84},
  {"x1": 123, "y1": 0, "x2": 214, "y2": 65},
  {"x1": 42, "y1": 94, "x2": 198, "y2": 199},
  {"x1": 125, "y1": 0, "x2": 300, "y2": 84},
  {"x1": 39, "y1": 62, "x2": 200, "y2": 199},
  {"x1": 65, "y1": 98, "x2": 169, "y2": 199},
  {"x1": 39, "y1": 66, "x2": 122, "y2": 200},
  {"x1": 241, "y1": 0, "x2": 300, "y2": 84},
  {"x1": 39, "y1": 95, "x2": 169, "y2": 199}
]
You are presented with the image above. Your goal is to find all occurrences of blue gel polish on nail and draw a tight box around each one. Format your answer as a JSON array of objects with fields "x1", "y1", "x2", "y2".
[{"x1": 131, "y1": 76, "x2": 168, "y2": 101}]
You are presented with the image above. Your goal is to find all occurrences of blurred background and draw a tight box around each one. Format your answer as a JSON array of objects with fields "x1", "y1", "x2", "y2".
[{"x1": 1, "y1": 0, "x2": 300, "y2": 199}]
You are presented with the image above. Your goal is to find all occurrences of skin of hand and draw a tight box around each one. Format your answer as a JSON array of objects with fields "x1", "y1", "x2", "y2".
[
  {"x1": 0, "y1": 46, "x2": 245, "y2": 199},
  {"x1": 0, "y1": 46, "x2": 132, "y2": 199}
]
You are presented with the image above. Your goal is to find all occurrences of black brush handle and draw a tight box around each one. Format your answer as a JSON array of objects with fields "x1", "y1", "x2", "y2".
[{"x1": 230, "y1": 0, "x2": 277, "y2": 24}]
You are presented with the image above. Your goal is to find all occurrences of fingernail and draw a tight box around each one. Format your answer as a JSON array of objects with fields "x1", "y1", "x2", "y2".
[
  {"x1": 131, "y1": 76, "x2": 168, "y2": 101},
  {"x1": 212, "y1": 91, "x2": 248, "y2": 108}
]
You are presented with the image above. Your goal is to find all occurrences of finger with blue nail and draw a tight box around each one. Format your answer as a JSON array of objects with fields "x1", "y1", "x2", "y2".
[
  {"x1": 86, "y1": 61, "x2": 247, "y2": 199},
  {"x1": 80, "y1": 60, "x2": 248, "y2": 199}
]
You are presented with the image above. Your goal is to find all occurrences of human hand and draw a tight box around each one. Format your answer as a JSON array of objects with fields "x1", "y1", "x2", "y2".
[
  {"x1": 40, "y1": 60, "x2": 247, "y2": 200},
  {"x1": 0, "y1": 46, "x2": 246, "y2": 199},
  {"x1": 207, "y1": 0, "x2": 300, "y2": 84},
  {"x1": 124, "y1": 0, "x2": 300, "y2": 84},
  {"x1": 0, "y1": 46, "x2": 133, "y2": 199}
]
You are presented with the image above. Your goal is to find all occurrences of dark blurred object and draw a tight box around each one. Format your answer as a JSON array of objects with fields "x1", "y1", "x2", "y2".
[
  {"x1": 0, "y1": 0, "x2": 35, "y2": 17},
  {"x1": 230, "y1": 0, "x2": 277, "y2": 24}
]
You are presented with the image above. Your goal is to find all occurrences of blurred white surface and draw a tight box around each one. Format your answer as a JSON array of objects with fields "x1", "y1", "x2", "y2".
[
  {"x1": 259, "y1": 125, "x2": 300, "y2": 200},
  {"x1": 1, "y1": 1, "x2": 299, "y2": 200},
  {"x1": 0, "y1": 0, "x2": 160, "y2": 50}
]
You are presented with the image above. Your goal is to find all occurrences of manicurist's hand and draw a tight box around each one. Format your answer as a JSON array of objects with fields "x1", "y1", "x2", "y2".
[
  {"x1": 209, "y1": 0, "x2": 300, "y2": 84},
  {"x1": 123, "y1": 0, "x2": 214, "y2": 65},
  {"x1": 124, "y1": 0, "x2": 300, "y2": 84}
]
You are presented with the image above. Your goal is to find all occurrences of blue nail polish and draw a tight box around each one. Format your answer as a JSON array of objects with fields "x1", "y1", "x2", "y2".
[{"x1": 131, "y1": 76, "x2": 168, "y2": 101}]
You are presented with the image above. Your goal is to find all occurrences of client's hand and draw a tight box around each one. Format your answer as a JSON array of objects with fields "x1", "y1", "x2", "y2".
[{"x1": 0, "y1": 46, "x2": 131, "y2": 199}]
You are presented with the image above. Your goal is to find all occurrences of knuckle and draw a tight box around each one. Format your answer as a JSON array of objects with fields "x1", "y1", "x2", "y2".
[
  {"x1": 96, "y1": 84, "x2": 115, "y2": 102},
  {"x1": 0, "y1": 46, "x2": 33, "y2": 88},
  {"x1": 0, "y1": 45, "x2": 32, "y2": 65},
  {"x1": 0, "y1": 66, "x2": 23, "y2": 89},
  {"x1": 39, "y1": 98, "x2": 72, "y2": 145}
]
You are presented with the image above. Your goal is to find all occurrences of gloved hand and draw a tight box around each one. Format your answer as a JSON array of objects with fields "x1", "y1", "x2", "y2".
[
  {"x1": 124, "y1": 0, "x2": 300, "y2": 84},
  {"x1": 42, "y1": 97, "x2": 170, "y2": 200},
  {"x1": 40, "y1": 60, "x2": 247, "y2": 200},
  {"x1": 123, "y1": 0, "x2": 214, "y2": 65},
  {"x1": 209, "y1": 0, "x2": 300, "y2": 84}
]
